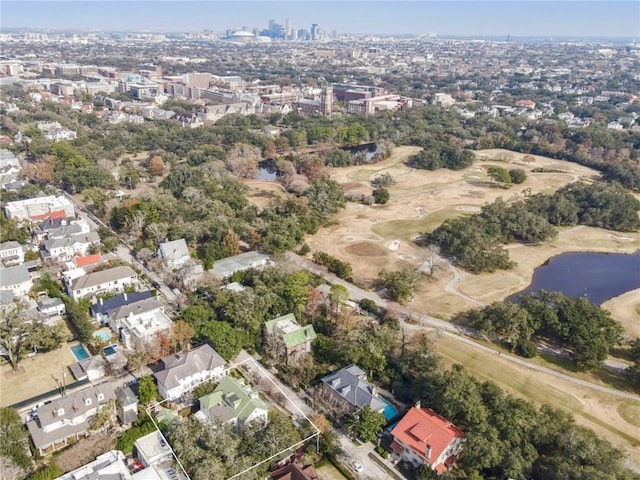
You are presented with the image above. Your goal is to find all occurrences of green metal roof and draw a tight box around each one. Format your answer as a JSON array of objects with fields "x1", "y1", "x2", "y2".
[
  {"x1": 264, "y1": 314, "x2": 317, "y2": 349},
  {"x1": 199, "y1": 376, "x2": 267, "y2": 424}
]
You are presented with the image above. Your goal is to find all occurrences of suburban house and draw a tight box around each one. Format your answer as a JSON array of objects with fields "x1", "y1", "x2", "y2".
[
  {"x1": 109, "y1": 297, "x2": 173, "y2": 350},
  {"x1": 0, "y1": 149, "x2": 21, "y2": 189},
  {"x1": 0, "y1": 264, "x2": 33, "y2": 297},
  {"x1": 390, "y1": 405, "x2": 465, "y2": 474},
  {"x1": 116, "y1": 386, "x2": 139, "y2": 426},
  {"x1": 43, "y1": 230, "x2": 100, "y2": 263},
  {"x1": 67, "y1": 265, "x2": 138, "y2": 301},
  {"x1": 27, "y1": 383, "x2": 115, "y2": 455},
  {"x1": 264, "y1": 313, "x2": 316, "y2": 364},
  {"x1": 36, "y1": 296, "x2": 66, "y2": 318},
  {"x1": 0, "y1": 240, "x2": 24, "y2": 266},
  {"x1": 320, "y1": 364, "x2": 387, "y2": 415},
  {"x1": 32, "y1": 216, "x2": 76, "y2": 243},
  {"x1": 270, "y1": 463, "x2": 319, "y2": 480},
  {"x1": 65, "y1": 253, "x2": 104, "y2": 272},
  {"x1": 154, "y1": 344, "x2": 228, "y2": 400},
  {"x1": 69, "y1": 355, "x2": 107, "y2": 382},
  {"x1": 134, "y1": 431, "x2": 173, "y2": 468},
  {"x1": 197, "y1": 375, "x2": 268, "y2": 429},
  {"x1": 157, "y1": 238, "x2": 191, "y2": 270},
  {"x1": 4, "y1": 195, "x2": 75, "y2": 222},
  {"x1": 90, "y1": 290, "x2": 154, "y2": 324},
  {"x1": 210, "y1": 251, "x2": 271, "y2": 279}
]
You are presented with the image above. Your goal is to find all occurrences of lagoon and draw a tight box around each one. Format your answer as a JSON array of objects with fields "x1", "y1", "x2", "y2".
[{"x1": 508, "y1": 250, "x2": 640, "y2": 305}]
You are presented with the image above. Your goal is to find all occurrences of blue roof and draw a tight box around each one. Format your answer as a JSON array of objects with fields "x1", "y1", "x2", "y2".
[{"x1": 90, "y1": 291, "x2": 153, "y2": 317}]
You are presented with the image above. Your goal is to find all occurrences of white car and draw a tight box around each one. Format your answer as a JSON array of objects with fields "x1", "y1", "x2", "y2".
[{"x1": 352, "y1": 461, "x2": 364, "y2": 473}]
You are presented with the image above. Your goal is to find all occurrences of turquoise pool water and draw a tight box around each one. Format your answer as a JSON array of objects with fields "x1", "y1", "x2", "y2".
[
  {"x1": 93, "y1": 331, "x2": 110, "y2": 342},
  {"x1": 104, "y1": 345, "x2": 117, "y2": 356},
  {"x1": 380, "y1": 398, "x2": 398, "y2": 420},
  {"x1": 71, "y1": 344, "x2": 90, "y2": 361}
]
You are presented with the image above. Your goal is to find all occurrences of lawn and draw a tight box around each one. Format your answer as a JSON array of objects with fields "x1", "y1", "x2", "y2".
[
  {"x1": 432, "y1": 334, "x2": 640, "y2": 464},
  {"x1": 372, "y1": 207, "x2": 466, "y2": 241},
  {"x1": 316, "y1": 462, "x2": 349, "y2": 480},
  {"x1": 0, "y1": 344, "x2": 77, "y2": 407}
]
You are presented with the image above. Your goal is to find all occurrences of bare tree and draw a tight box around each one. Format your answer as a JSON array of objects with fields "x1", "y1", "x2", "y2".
[
  {"x1": 420, "y1": 244, "x2": 444, "y2": 277},
  {"x1": 124, "y1": 210, "x2": 145, "y2": 239}
]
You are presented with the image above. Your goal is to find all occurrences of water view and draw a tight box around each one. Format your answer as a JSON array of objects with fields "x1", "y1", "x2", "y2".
[{"x1": 508, "y1": 250, "x2": 640, "y2": 305}]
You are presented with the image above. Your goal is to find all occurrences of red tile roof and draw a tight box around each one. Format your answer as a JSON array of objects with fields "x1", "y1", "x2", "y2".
[
  {"x1": 31, "y1": 210, "x2": 67, "y2": 221},
  {"x1": 390, "y1": 407, "x2": 464, "y2": 472},
  {"x1": 74, "y1": 253, "x2": 103, "y2": 268}
]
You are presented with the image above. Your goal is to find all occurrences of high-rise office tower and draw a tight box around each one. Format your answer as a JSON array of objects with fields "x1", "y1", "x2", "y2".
[
  {"x1": 285, "y1": 18, "x2": 292, "y2": 37},
  {"x1": 311, "y1": 24, "x2": 318, "y2": 41}
]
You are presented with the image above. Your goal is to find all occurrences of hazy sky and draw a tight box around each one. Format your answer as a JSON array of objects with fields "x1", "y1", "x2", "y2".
[{"x1": 2, "y1": 1, "x2": 639, "y2": 37}]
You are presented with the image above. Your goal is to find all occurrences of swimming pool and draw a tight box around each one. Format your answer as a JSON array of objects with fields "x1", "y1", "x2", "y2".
[
  {"x1": 104, "y1": 345, "x2": 118, "y2": 356},
  {"x1": 71, "y1": 344, "x2": 90, "y2": 361},
  {"x1": 93, "y1": 330, "x2": 110, "y2": 342},
  {"x1": 380, "y1": 397, "x2": 399, "y2": 420}
]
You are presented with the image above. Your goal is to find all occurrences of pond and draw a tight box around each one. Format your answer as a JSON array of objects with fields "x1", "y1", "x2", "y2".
[
  {"x1": 508, "y1": 250, "x2": 640, "y2": 305},
  {"x1": 257, "y1": 161, "x2": 279, "y2": 181},
  {"x1": 342, "y1": 142, "x2": 379, "y2": 161}
]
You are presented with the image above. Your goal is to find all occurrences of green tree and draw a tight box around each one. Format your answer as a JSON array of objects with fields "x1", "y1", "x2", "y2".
[
  {"x1": 198, "y1": 322, "x2": 250, "y2": 360},
  {"x1": 0, "y1": 407, "x2": 31, "y2": 472},
  {"x1": 137, "y1": 375, "x2": 159, "y2": 405},
  {"x1": 509, "y1": 168, "x2": 527, "y2": 184},
  {"x1": 487, "y1": 166, "x2": 512, "y2": 185},
  {"x1": 379, "y1": 266, "x2": 421, "y2": 304},
  {"x1": 372, "y1": 186, "x2": 390, "y2": 204},
  {"x1": 345, "y1": 406, "x2": 386, "y2": 443}
]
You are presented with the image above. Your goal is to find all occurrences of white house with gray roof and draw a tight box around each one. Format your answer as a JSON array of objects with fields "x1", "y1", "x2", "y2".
[
  {"x1": 0, "y1": 149, "x2": 21, "y2": 189},
  {"x1": 210, "y1": 251, "x2": 271, "y2": 279},
  {"x1": 154, "y1": 344, "x2": 227, "y2": 400},
  {"x1": 110, "y1": 297, "x2": 173, "y2": 350},
  {"x1": 27, "y1": 383, "x2": 115, "y2": 455},
  {"x1": 43, "y1": 231, "x2": 100, "y2": 263},
  {"x1": 0, "y1": 240, "x2": 24, "y2": 266},
  {"x1": 0, "y1": 264, "x2": 32, "y2": 297},
  {"x1": 67, "y1": 265, "x2": 138, "y2": 301},
  {"x1": 157, "y1": 238, "x2": 191, "y2": 270}
]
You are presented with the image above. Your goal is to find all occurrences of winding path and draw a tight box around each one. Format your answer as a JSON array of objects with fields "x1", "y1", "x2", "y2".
[{"x1": 284, "y1": 252, "x2": 640, "y2": 402}]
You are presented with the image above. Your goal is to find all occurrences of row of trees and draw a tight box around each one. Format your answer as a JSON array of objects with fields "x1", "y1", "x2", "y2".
[
  {"x1": 460, "y1": 291, "x2": 626, "y2": 370},
  {"x1": 428, "y1": 181, "x2": 640, "y2": 273},
  {"x1": 407, "y1": 141, "x2": 475, "y2": 171}
]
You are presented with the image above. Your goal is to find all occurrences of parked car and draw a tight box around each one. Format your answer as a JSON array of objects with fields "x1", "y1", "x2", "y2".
[{"x1": 352, "y1": 461, "x2": 363, "y2": 473}]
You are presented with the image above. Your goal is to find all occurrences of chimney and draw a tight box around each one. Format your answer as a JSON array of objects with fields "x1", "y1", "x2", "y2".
[
  {"x1": 99, "y1": 297, "x2": 103, "y2": 305},
  {"x1": 415, "y1": 400, "x2": 421, "y2": 409},
  {"x1": 426, "y1": 444, "x2": 432, "y2": 460},
  {"x1": 123, "y1": 292, "x2": 127, "y2": 301}
]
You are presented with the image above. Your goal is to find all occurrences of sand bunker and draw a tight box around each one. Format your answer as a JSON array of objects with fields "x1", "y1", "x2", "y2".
[
  {"x1": 399, "y1": 254, "x2": 415, "y2": 260},
  {"x1": 345, "y1": 241, "x2": 389, "y2": 257},
  {"x1": 343, "y1": 236, "x2": 357, "y2": 242},
  {"x1": 388, "y1": 240, "x2": 400, "y2": 251},
  {"x1": 609, "y1": 234, "x2": 633, "y2": 241}
]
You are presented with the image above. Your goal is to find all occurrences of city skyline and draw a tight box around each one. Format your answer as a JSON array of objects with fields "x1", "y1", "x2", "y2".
[{"x1": 2, "y1": 1, "x2": 639, "y2": 38}]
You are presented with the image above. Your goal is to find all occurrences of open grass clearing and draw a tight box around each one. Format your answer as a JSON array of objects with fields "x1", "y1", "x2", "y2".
[
  {"x1": 243, "y1": 179, "x2": 288, "y2": 209},
  {"x1": 0, "y1": 344, "x2": 77, "y2": 407},
  {"x1": 602, "y1": 289, "x2": 640, "y2": 339},
  {"x1": 372, "y1": 208, "x2": 466, "y2": 241},
  {"x1": 432, "y1": 334, "x2": 640, "y2": 464}
]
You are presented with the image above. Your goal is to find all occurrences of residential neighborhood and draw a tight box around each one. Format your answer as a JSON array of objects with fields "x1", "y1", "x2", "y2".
[{"x1": 1, "y1": 4, "x2": 640, "y2": 480}]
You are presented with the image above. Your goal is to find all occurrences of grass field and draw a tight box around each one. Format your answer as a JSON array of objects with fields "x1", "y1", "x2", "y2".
[
  {"x1": 432, "y1": 334, "x2": 640, "y2": 467},
  {"x1": 0, "y1": 343, "x2": 76, "y2": 407},
  {"x1": 602, "y1": 289, "x2": 640, "y2": 339},
  {"x1": 316, "y1": 462, "x2": 349, "y2": 480}
]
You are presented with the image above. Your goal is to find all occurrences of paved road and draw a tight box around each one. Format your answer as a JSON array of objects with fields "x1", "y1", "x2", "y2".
[
  {"x1": 284, "y1": 253, "x2": 640, "y2": 402},
  {"x1": 61, "y1": 191, "x2": 177, "y2": 303},
  {"x1": 233, "y1": 351, "x2": 391, "y2": 480}
]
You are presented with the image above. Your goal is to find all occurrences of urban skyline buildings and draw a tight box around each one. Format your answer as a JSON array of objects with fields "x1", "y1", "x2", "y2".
[{"x1": 2, "y1": 1, "x2": 638, "y2": 39}]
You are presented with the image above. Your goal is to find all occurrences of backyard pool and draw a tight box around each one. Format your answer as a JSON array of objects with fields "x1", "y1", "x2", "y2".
[
  {"x1": 93, "y1": 330, "x2": 111, "y2": 342},
  {"x1": 71, "y1": 344, "x2": 90, "y2": 361},
  {"x1": 380, "y1": 397, "x2": 399, "y2": 420},
  {"x1": 104, "y1": 345, "x2": 118, "y2": 356}
]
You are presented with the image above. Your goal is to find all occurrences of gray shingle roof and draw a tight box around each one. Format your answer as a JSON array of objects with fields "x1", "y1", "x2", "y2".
[
  {"x1": 154, "y1": 344, "x2": 226, "y2": 391},
  {"x1": 70, "y1": 266, "x2": 137, "y2": 291},
  {"x1": 321, "y1": 364, "x2": 386, "y2": 412},
  {"x1": 0, "y1": 264, "x2": 30, "y2": 288}
]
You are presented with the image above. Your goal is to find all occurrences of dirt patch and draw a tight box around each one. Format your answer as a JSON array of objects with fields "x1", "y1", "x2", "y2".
[
  {"x1": 341, "y1": 182, "x2": 366, "y2": 192},
  {"x1": 56, "y1": 432, "x2": 116, "y2": 474},
  {"x1": 344, "y1": 241, "x2": 389, "y2": 257},
  {"x1": 3, "y1": 367, "x2": 25, "y2": 379},
  {"x1": 602, "y1": 289, "x2": 640, "y2": 339},
  {"x1": 243, "y1": 180, "x2": 288, "y2": 208}
]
